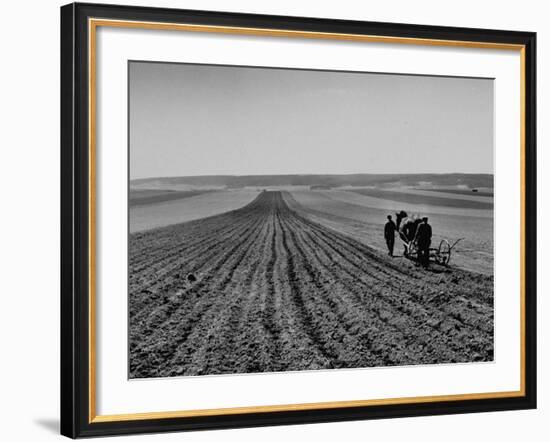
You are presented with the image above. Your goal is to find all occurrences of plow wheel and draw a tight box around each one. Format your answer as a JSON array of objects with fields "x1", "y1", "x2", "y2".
[{"x1": 436, "y1": 239, "x2": 452, "y2": 266}]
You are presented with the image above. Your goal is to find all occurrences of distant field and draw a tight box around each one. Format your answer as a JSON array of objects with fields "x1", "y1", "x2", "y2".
[
  {"x1": 418, "y1": 188, "x2": 493, "y2": 198},
  {"x1": 131, "y1": 172, "x2": 493, "y2": 190},
  {"x1": 320, "y1": 189, "x2": 492, "y2": 219},
  {"x1": 130, "y1": 189, "x2": 260, "y2": 233},
  {"x1": 388, "y1": 188, "x2": 493, "y2": 204},
  {"x1": 130, "y1": 189, "x2": 212, "y2": 207},
  {"x1": 348, "y1": 188, "x2": 493, "y2": 210}
]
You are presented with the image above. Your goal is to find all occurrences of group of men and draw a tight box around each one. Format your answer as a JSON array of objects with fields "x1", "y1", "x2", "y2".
[{"x1": 384, "y1": 211, "x2": 432, "y2": 266}]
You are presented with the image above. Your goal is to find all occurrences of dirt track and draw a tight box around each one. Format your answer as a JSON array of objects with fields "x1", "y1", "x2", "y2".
[{"x1": 129, "y1": 191, "x2": 493, "y2": 378}]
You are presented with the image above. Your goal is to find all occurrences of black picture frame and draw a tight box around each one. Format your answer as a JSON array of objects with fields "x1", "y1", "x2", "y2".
[{"x1": 61, "y1": 2, "x2": 537, "y2": 438}]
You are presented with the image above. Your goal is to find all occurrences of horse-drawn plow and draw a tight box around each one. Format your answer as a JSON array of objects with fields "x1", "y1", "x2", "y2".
[{"x1": 401, "y1": 236, "x2": 463, "y2": 266}]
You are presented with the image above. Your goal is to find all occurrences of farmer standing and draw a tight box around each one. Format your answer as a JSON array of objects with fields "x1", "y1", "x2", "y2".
[
  {"x1": 415, "y1": 217, "x2": 432, "y2": 266},
  {"x1": 384, "y1": 215, "x2": 397, "y2": 257}
]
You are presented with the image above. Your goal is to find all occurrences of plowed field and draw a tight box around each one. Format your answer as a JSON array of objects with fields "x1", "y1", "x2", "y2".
[{"x1": 129, "y1": 191, "x2": 493, "y2": 378}]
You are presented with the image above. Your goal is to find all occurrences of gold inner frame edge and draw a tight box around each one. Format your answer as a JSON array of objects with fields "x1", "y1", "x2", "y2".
[{"x1": 88, "y1": 17, "x2": 527, "y2": 423}]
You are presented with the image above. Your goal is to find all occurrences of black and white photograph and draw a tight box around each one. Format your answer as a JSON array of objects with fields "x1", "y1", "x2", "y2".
[
  {"x1": 51, "y1": 2, "x2": 541, "y2": 438},
  {"x1": 128, "y1": 61, "x2": 495, "y2": 379}
]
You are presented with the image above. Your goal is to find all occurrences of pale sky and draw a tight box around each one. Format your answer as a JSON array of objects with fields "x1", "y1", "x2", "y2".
[{"x1": 129, "y1": 61, "x2": 493, "y2": 180}]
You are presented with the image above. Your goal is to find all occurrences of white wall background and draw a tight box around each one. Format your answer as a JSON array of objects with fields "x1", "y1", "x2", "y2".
[{"x1": 0, "y1": 0, "x2": 546, "y2": 440}]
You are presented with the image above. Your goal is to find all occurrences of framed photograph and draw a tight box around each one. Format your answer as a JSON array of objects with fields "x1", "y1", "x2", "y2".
[{"x1": 60, "y1": 2, "x2": 536, "y2": 438}]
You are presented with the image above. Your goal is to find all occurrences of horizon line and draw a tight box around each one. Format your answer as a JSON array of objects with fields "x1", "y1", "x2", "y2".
[{"x1": 130, "y1": 171, "x2": 495, "y2": 182}]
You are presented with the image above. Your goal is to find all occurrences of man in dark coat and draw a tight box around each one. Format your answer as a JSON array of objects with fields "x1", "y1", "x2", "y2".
[
  {"x1": 415, "y1": 217, "x2": 432, "y2": 266},
  {"x1": 384, "y1": 215, "x2": 397, "y2": 257}
]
